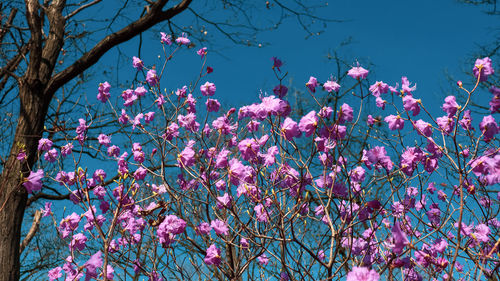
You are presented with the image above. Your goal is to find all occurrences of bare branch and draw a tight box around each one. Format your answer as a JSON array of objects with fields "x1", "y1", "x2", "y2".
[
  {"x1": 19, "y1": 210, "x2": 42, "y2": 254},
  {"x1": 65, "y1": 0, "x2": 102, "y2": 20}
]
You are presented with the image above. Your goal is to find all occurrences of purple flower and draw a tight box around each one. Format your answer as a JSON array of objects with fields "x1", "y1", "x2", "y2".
[
  {"x1": 254, "y1": 204, "x2": 269, "y2": 222},
  {"x1": 238, "y1": 138, "x2": 259, "y2": 161},
  {"x1": 132, "y1": 56, "x2": 144, "y2": 70},
  {"x1": 211, "y1": 219, "x2": 229, "y2": 236},
  {"x1": 337, "y1": 103, "x2": 353, "y2": 124},
  {"x1": 216, "y1": 193, "x2": 233, "y2": 209},
  {"x1": 157, "y1": 215, "x2": 186, "y2": 246},
  {"x1": 489, "y1": 86, "x2": 500, "y2": 113},
  {"x1": 197, "y1": 47, "x2": 207, "y2": 58},
  {"x1": 402, "y1": 95, "x2": 420, "y2": 116},
  {"x1": 272, "y1": 57, "x2": 283, "y2": 71},
  {"x1": 392, "y1": 222, "x2": 409, "y2": 255},
  {"x1": 323, "y1": 80, "x2": 340, "y2": 92},
  {"x1": 442, "y1": 95, "x2": 459, "y2": 116},
  {"x1": 369, "y1": 81, "x2": 389, "y2": 97},
  {"x1": 146, "y1": 69, "x2": 158, "y2": 86},
  {"x1": 204, "y1": 244, "x2": 221, "y2": 266},
  {"x1": 479, "y1": 115, "x2": 498, "y2": 143},
  {"x1": 273, "y1": 85, "x2": 288, "y2": 98},
  {"x1": 306, "y1": 76, "x2": 318, "y2": 92},
  {"x1": 133, "y1": 167, "x2": 147, "y2": 181},
  {"x1": 473, "y1": 57, "x2": 494, "y2": 81},
  {"x1": 459, "y1": 110, "x2": 473, "y2": 131},
  {"x1": 346, "y1": 267, "x2": 379, "y2": 281},
  {"x1": 299, "y1": 111, "x2": 318, "y2": 137},
  {"x1": 134, "y1": 86, "x2": 147, "y2": 97},
  {"x1": 178, "y1": 145, "x2": 196, "y2": 167},
  {"x1": 240, "y1": 238, "x2": 249, "y2": 248},
  {"x1": 98, "y1": 134, "x2": 111, "y2": 147},
  {"x1": 44, "y1": 149, "x2": 58, "y2": 163},
  {"x1": 144, "y1": 111, "x2": 155, "y2": 123},
  {"x1": 84, "y1": 251, "x2": 103, "y2": 279},
  {"x1": 70, "y1": 233, "x2": 87, "y2": 251},
  {"x1": 24, "y1": 169, "x2": 44, "y2": 194},
  {"x1": 200, "y1": 81, "x2": 216, "y2": 96},
  {"x1": 364, "y1": 146, "x2": 393, "y2": 171},
  {"x1": 38, "y1": 138, "x2": 53, "y2": 151},
  {"x1": 384, "y1": 115, "x2": 404, "y2": 130},
  {"x1": 401, "y1": 77, "x2": 417, "y2": 94},
  {"x1": 375, "y1": 97, "x2": 386, "y2": 109},
  {"x1": 347, "y1": 66, "x2": 369, "y2": 79},
  {"x1": 317, "y1": 249, "x2": 326, "y2": 261},
  {"x1": 257, "y1": 253, "x2": 269, "y2": 265},
  {"x1": 413, "y1": 119, "x2": 432, "y2": 137},
  {"x1": 48, "y1": 267, "x2": 62, "y2": 281},
  {"x1": 160, "y1": 32, "x2": 172, "y2": 45},
  {"x1": 97, "y1": 81, "x2": 111, "y2": 102},
  {"x1": 281, "y1": 117, "x2": 301, "y2": 140},
  {"x1": 206, "y1": 98, "x2": 220, "y2": 112},
  {"x1": 175, "y1": 32, "x2": 191, "y2": 45},
  {"x1": 436, "y1": 116, "x2": 455, "y2": 134},
  {"x1": 196, "y1": 222, "x2": 212, "y2": 235}
]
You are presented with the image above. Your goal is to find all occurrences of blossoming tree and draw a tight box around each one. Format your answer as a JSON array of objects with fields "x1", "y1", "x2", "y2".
[{"x1": 24, "y1": 35, "x2": 499, "y2": 280}]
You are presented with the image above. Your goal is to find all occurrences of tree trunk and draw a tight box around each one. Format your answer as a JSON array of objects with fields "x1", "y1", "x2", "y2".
[{"x1": 0, "y1": 81, "x2": 51, "y2": 281}]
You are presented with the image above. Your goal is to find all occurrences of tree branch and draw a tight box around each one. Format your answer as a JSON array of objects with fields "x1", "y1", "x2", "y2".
[{"x1": 19, "y1": 210, "x2": 42, "y2": 254}]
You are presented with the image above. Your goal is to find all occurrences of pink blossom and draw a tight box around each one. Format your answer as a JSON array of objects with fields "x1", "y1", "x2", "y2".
[
  {"x1": 479, "y1": 115, "x2": 498, "y2": 143},
  {"x1": 413, "y1": 119, "x2": 432, "y2": 137},
  {"x1": 436, "y1": 116, "x2": 454, "y2": 134},
  {"x1": 97, "y1": 81, "x2": 111, "y2": 102},
  {"x1": 160, "y1": 32, "x2": 172, "y2": 45},
  {"x1": 281, "y1": 117, "x2": 301, "y2": 140},
  {"x1": 299, "y1": 110, "x2": 318, "y2": 137},
  {"x1": 24, "y1": 169, "x2": 44, "y2": 194},
  {"x1": 132, "y1": 56, "x2": 143, "y2": 70},
  {"x1": 204, "y1": 244, "x2": 221, "y2": 266},
  {"x1": 146, "y1": 69, "x2": 158, "y2": 86},
  {"x1": 206, "y1": 98, "x2": 220, "y2": 112},
  {"x1": 258, "y1": 253, "x2": 269, "y2": 265},
  {"x1": 197, "y1": 47, "x2": 207, "y2": 58},
  {"x1": 306, "y1": 76, "x2": 318, "y2": 92},
  {"x1": 210, "y1": 219, "x2": 229, "y2": 236},
  {"x1": 369, "y1": 81, "x2": 389, "y2": 97},
  {"x1": 38, "y1": 138, "x2": 53, "y2": 151},
  {"x1": 346, "y1": 267, "x2": 379, "y2": 281},
  {"x1": 401, "y1": 76, "x2": 417, "y2": 94},
  {"x1": 347, "y1": 66, "x2": 369, "y2": 79},
  {"x1": 323, "y1": 80, "x2": 341, "y2": 92},
  {"x1": 200, "y1": 81, "x2": 216, "y2": 96},
  {"x1": 337, "y1": 103, "x2": 353, "y2": 124},
  {"x1": 402, "y1": 95, "x2": 420, "y2": 116},
  {"x1": 442, "y1": 95, "x2": 459, "y2": 116},
  {"x1": 175, "y1": 32, "x2": 190, "y2": 45},
  {"x1": 473, "y1": 57, "x2": 494, "y2": 81},
  {"x1": 273, "y1": 84, "x2": 288, "y2": 98},
  {"x1": 384, "y1": 115, "x2": 404, "y2": 130}
]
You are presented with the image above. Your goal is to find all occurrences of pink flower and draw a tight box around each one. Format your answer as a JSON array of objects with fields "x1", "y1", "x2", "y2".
[
  {"x1": 473, "y1": 57, "x2": 494, "y2": 81},
  {"x1": 258, "y1": 253, "x2": 269, "y2": 265},
  {"x1": 413, "y1": 119, "x2": 432, "y2": 137},
  {"x1": 178, "y1": 145, "x2": 196, "y2": 167},
  {"x1": 401, "y1": 76, "x2": 417, "y2": 94},
  {"x1": 369, "y1": 81, "x2": 389, "y2": 97},
  {"x1": 384, "y1": 115, "x2": 404, "y2": 130},
  {"x1": 146, "y1": 69, "x2": 158, "y2": 86},
  {"x1": 200, "y1": 81, "x2": 216, "y2": 96},
  {"x1": 238, "y1": 138, "x2": 260, "y2": 161},
  {"x1": 479, "y1": 115, "x2": 499, "y2": 142},
  {"x1": 24, "y1": 169, "x2": 44, "y2": 194},
  {"x1": 442, "y1": 95, "x2": 459, "y2": 116},
  {"x1": 299, "y1": 110, "x2": 318, "y2": 137},
  {"x1": 323, "y1": 80, "x2": 340, "y2": 92},
  {"x1": 206, "y1": 98, "x2": 220, "y2": 112},
  {"x1": 48, "y1": 267, "x2": 62, "y2": 281},
  {"x1": 392, "y1": 222, "x2": 409, "y2": 255},
  {"x1": 70, "y1": 233, "x2": 87, "y2": 251},
  {"x1": 281, "y1": 117, "x2": 301, "y2": 140},
  {"x1": 144, "y1": 111, "x2": 155, "y2": 123},
  {"x1": 254, "y1": 204, "x2": 269, "y2": 222},
  {"x1": 346, "y1": 267, "x2": 379, "y2": 281},
  {"x1": 402, "y1": 95, "x2": 420, "y2": 116},
  {"x1": 210, "y1": 219, "x2": 229, "y2": 236},
  {"x1": 38, "y1": 138, "x2": 53, "y2": 151},
  {"x1": 97, "y1": 81, "x2": 111, "y2": 102},
  {"x1": 216, "y1": 193, "x2": 232, "y2": 209},
  {"x1": 134, "y1": 86, "x2": 147, "y2": 97},
  {"x1": 347, "y1": 66, "x2": 369, "y2": 79},
  {"x1": 272, "y1": 57, "x2": 283, "y2": 71},
  {"x1": 436, "y1": 116, "x2": 455, "y2": 134},
  {"x1": 273, "y1": 85, "x2": 288, "y2": 98},
  {"x1": 375, "y1": 97, "x2": 386, "y2": 109},
  {"x1": 175, "y1": 32, "x2": 191, "y2": 45},
  {"x1": 204, "y1": 244, "x2": 221, "y2": 266},
  {"x1": 98, "y1": 134, "x2": 111, "y2": 147},
  {"x1": 337, "y1": 103, "x2": 353, "y2": 124},
  {"x1": 197, "y1": 47, "x2": 207, "y2": 58},
  {"x1": 132, "y1": 56, "x2": 143, "y2": 70},
  {"x1": 196, "y1": 222, "x2": 211, "y2": 235},
  {"x1": 306, "y1": 76, "x2": 318, "y2": 92},
  {"x1": 43, "y1": 149, "x2": 58, "y2": 163},
  {"x1": 160, "y1": 32, "x2": 172, "y2": 45}
]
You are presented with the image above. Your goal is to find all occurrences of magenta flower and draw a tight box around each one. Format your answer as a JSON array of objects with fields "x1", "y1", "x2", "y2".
[
  {"x1": 160, "y1": 32, "x2": 172, "y2": 45},
  {"x1": 299, "y1": 110, "x2": 318, "y2": 137},
  {"x1": 401, "y1": 76, "x2": 417, "y2": 94},
  {"x1": 474, "y1": 224, "x2": 491, "y2": 242},
  {"x1": 319, "y1": 106, "x2": 333, "y2": 119},
  {"x1": 144, "y1": 111, "x2": 155, "y2": 123},
  {"x1": 369, "y1": 81, "x2": 389, "y2": 97},
  {"x1": 238, "y1": 138, "x2": 260, "y2": 161},
  {"x1": 24, "y1": 169, "x2": 44, "y2": 194},
  {"x1": 197, "y1": 47, "x2": 207, "y2": 58},
  {"x1": 281, "y1": 117, "x2": 301, "y2": 140},
  {"x1": 146, "y1": 69, "x2": 158, "y2": 86},
  {"x1": 204, "y1": 244, "x2": 221, "y2": 266},
  {"x1": 473, "y1": 57, "x2": 494, "y2": 81},
  {"x1": 346, "y1": 267, "x2": 379, "y2": 281},
  {"x1": 384, "y1": 115, "x2": 404, "y2": 130},
  {"x1": 196, "y1": 222, "x2": 211, "y2": 235},
  {"x1": 459, "y1": 110, "x2": 473, "y2": 131},
  {"x1": 323, "y1": 80, "x2": 340, "y2": 92},
  {"x1": 240, "y1": 238, "x2": 249, "y2": 248},
  {"x1": 392, "y1": 222, "x2": 409, "y2": 255},
  {"x1": 347, "y1": 66, "x2": 369, "y2": 79},
  {"x1": 48, "y1": 267, "x2": 62, "y2": 281},
  {"x1": 211, "y1": 219, "x2": 229, "y2": 236},
  {"x1": 216, "y1": 193, "x2": 233, "y2": 209},
  {"x1": 69, "y1": 233, "x2": 87, "y2": 251},
  {"x1": 97, "y1": 81, "x2": 111, "y2": 102},
  {"x1": 364, "y1": 146, "x2": 393, "y2": 171},
  {"x1": 254, "y1": 204, "x2": 269, "y2": 222},
  {"x1": 257, "y1": 253, "x2": 269, "y2": 265},
  {"x1": 337, "y1": 103, "x2": 353, "y2": 124},
  {"x1": 205, "y1": 98, "x2": 220, "y2": 112},
  {"x1": 489, "y1": 86, "x2": 500, "y2": 113},
  {"x1": 200, "y1": 81, "x2": 216, "y2": 96},
  {"x1": 367, "y1": 115, "x2": 375, "y2": 125},
  {"x1": 479, "y1": 115, "x2": 498, "y2": 143},
  {"x1": 132, "y1": 56, "x2": 143, "y2": 70},
  {"x1": 175, "y1": 32, "x2": 191, "y2": 45},
  {"x1": 272, "y1": 57, "x2": 283, "y2": 71},
  {"x1": 273, "y1": 85, "x2": 288, "y2": 98},
  {"x1": 306, "y1": 76, "x2": 318, "y2": 92},
  {"x1": 133, "y1": 167, "x2": 147, "y2": 180},
  {"x1": 402, "y1": 95, "x2": 420, "y2": 116},
  {"x1": 436, "y1": 116, "x2": 455, "y2": 134},
  {"x1": 178, "y1": 145, "x2": 196, "y2": 167},
  {"x1": 38, "y1": 138, "x2": 53, "y2": 151},
  {"x1": 97, "y1": 134, "x2": 111, "y2": 147},
  {"x1": 442, "y1": 95, "x2": 459, "y2": 116},
  {"x1": 413, "y1": 119, "x2": 432, "y2": 137},
  {"x1": 375, "y1": 97, "x2": 386, "y2": 109},
  {"x1": 43, "y1": 149, "x2": 58, "y2": 163},
  {"x1": 134, "y1": 86, "x2": 147, "y2": 97}
]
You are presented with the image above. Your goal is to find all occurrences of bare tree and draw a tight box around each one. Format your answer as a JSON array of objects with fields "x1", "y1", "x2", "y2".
[{"x1": 0, "y1": 1, "x2": 336, "y2": 280}]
